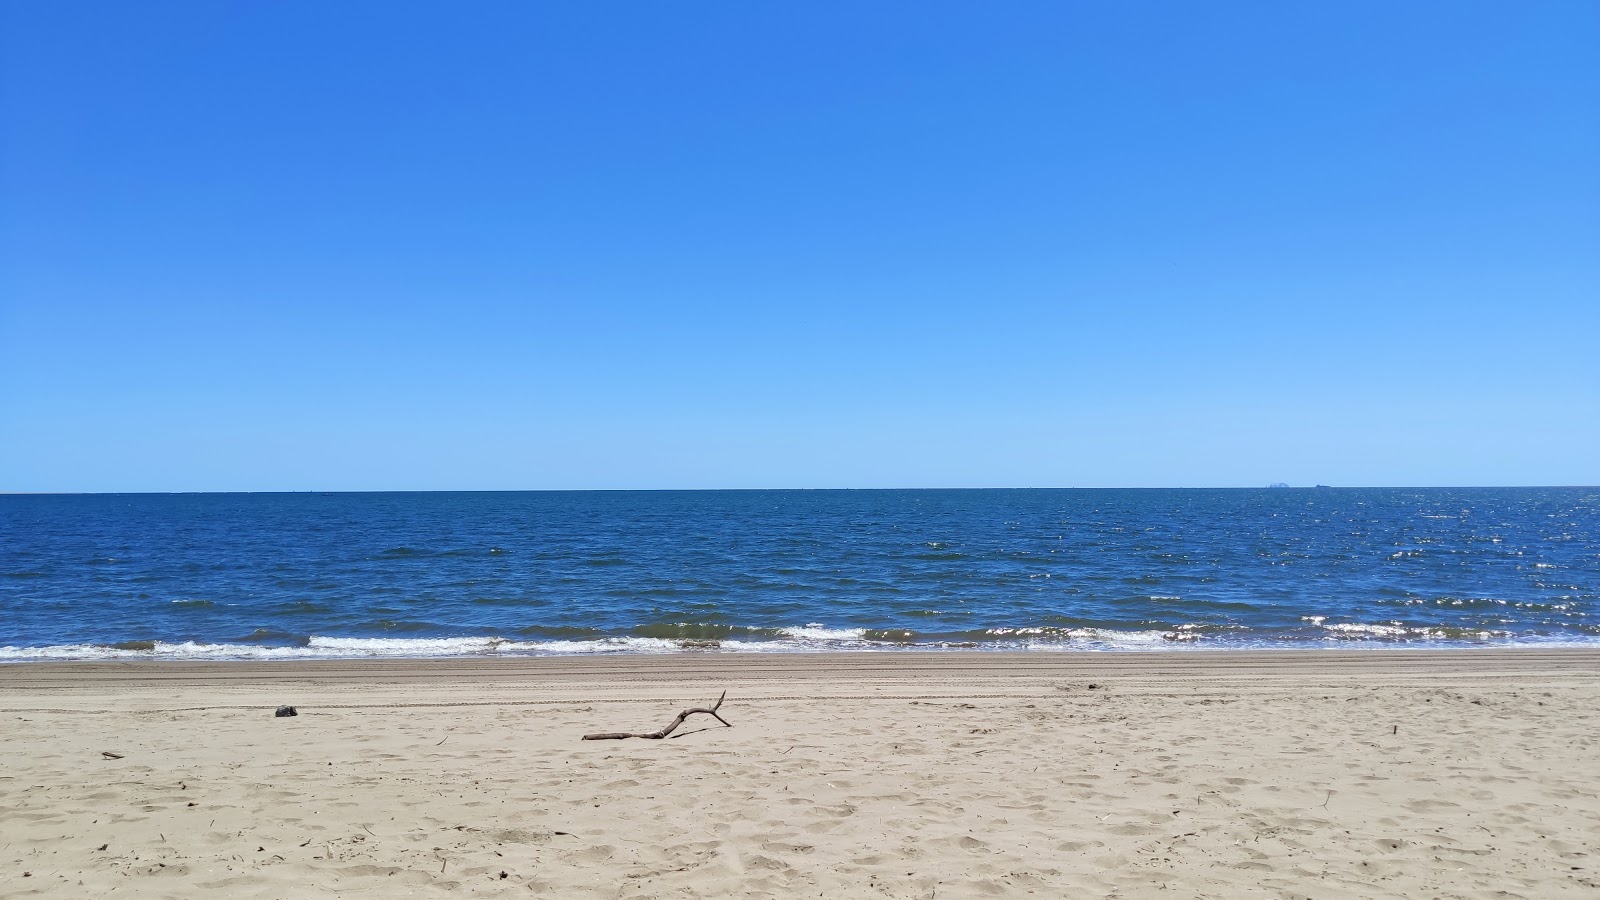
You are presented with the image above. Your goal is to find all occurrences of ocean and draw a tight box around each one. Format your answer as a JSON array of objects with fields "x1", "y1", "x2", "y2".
[{"x1": 1, "y1": 488, "x2": 1596, "y2": 661}]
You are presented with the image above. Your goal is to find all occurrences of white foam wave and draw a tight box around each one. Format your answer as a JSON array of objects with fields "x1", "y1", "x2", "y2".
[
  {"x1": 1323, "y1": 622, "x2": 1411, "y2": 637},
  {"x1": 1034, "y1": 628, "x2": 1183, "y2": 649},
  {"x1": 4, "y1": 627, "x2": 1597, "y2": 663},
  {"x1": 524, "y1": 637, "x2": 684, "y2": 654},
  {"x1": 0, "y1": 636, "x2": 692, "y2": 662},
  {"x1": 779, "y1": 624, "x2": 868, "y2": 641},
  {"x1": 308, "y1": 636, "x2": 510, "y2": 655},
  {"x1": 717, "y1": 639, "x2": 877, "y2": 653},
  {"x1": 975, "y1": 626, "x2": 1195, "y2": 650},
  {"x1": 1315, "y1": 622, "x2": 1507, "y2": 641}
]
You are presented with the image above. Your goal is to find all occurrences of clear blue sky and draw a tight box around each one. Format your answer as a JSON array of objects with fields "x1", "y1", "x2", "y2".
[{"x1": 2, "y1": 1, "x2": 1596, "y2": 491}]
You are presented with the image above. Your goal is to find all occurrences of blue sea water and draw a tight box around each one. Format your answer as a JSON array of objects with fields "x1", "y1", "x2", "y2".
[{"x1": 1, "y1": 488, "x2": 1597, "y2": 661}]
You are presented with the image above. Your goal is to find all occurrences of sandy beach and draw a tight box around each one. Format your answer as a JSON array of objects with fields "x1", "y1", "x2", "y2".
[{"x1": 2, "y1": 649, "x2": 1597, "y2": 898}]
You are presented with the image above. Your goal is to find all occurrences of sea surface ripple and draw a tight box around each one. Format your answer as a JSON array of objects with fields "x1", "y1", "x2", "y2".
[{"x1": 2, "y1": 488, "x2": 1597, "y2": 660}]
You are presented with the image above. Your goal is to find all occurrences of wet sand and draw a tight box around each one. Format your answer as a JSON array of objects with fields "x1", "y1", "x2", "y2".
[{"x1": 3, "y1": 649, "x2": 1598, "y2": 897}]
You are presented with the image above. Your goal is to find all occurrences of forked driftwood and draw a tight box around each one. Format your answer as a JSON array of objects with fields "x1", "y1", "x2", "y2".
[{"x1": 582, "y1": 691, "x2": 731, "y2": 740}]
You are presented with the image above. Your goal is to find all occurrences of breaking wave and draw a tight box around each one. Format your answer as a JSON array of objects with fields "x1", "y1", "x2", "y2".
[{"x1": 6, "y1": 620, "x2": 1596, "y2": 662}]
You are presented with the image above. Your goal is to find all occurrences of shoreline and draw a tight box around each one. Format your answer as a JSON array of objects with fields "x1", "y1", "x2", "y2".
[
  {"x1": 5, "y1": 648, "x2": 1598, "y2": 897},
  {"x1": 6, "y1": 633, "x2": 1599, "y2": 665},
  {"x1": 5, "y1": 643, "x2": 1600, "y2": 674}
]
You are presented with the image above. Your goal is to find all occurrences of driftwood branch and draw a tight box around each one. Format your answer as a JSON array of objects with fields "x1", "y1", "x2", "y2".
[{"x1": 582, "y1": 691, "x2": 731, "y2": 740}]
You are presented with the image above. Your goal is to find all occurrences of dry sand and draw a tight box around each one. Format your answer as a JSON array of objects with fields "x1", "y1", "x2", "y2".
[{"x1": 2, "y1": 649, "x2": 1598, "y2": 898}]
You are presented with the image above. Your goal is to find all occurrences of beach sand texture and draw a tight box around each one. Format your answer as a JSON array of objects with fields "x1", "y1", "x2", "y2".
[{"x1": 2, "y1": 649, "x2": 1597, "y2": 898}]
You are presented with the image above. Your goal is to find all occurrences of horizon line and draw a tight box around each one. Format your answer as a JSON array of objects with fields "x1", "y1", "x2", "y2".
[{"x1": 4, "y1": 484, "x2": 1597, "y2": 496}]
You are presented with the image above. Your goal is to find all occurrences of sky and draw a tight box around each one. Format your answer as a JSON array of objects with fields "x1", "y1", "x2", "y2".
[{"x1": 2, "y1": 1, "x2": 1597, "y2": 491}]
